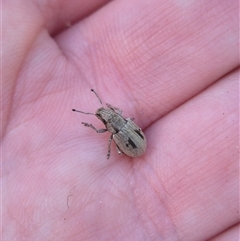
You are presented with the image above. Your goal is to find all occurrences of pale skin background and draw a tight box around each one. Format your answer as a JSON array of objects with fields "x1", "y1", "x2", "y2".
[{"x1": 2, "y1": 0, "x2": 239, "y2": 240}]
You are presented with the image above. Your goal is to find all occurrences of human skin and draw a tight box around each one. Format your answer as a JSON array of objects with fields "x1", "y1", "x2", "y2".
[{"x1": 2, "y1": 0, "x2": 239, "y2": 240}]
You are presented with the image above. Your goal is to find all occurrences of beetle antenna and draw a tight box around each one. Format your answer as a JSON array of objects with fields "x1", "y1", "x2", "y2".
[
  {"x1": 91, "y1": 89, "x2": 103, "y2": 107},
  {"x1": 72, "y1": 109, "x2": 95, "y2": 115}
]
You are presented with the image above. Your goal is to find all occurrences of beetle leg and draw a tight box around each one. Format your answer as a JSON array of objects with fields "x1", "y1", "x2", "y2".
[
  {"x1": 107, "y1": 134, "x2": 113, "y2": 159},
  {"x1": 116, "y1": 145, "x2": 123, "y2": 155},
  {"x1": 81, "y1": 122, "x2": 107, "y2": 133},
  {"x1": 106, "y1": 103, "x2": 122, "y2": 115}
]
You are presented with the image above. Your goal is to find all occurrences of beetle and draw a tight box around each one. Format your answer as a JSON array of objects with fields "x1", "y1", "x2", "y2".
[{"x1": 72, "y1": 89, "x2": 147, "y2": 159}]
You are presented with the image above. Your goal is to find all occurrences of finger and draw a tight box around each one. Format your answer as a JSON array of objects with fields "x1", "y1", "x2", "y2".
[
  {"x1": 39, "y1": 0, "x2": 112, "y2": 34},
  {"x1": 66, "y1": 0, "x2": 238, "y2": 123},
  {"x1": 3, "y1": 0, "x2": 110, "y2": 132},
  {"x1": 141, "y1": 70, "x2": 239, "y2": 240},
  {"x1": 208, "y1": 224, "x2": 240, "y2": 241}
]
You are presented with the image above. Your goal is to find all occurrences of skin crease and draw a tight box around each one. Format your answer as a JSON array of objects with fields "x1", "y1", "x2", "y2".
[{"x1": 2, "y1": 0, "x2": 239, "y2": 240}]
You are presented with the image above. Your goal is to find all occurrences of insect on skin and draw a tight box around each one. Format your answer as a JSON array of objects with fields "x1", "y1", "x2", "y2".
[{"x1": 72, "y1": 89, "x2": 147, "y2": 159}]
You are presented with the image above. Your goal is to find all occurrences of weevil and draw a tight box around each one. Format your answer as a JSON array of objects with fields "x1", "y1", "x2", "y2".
[{"x1": 72, "y1": 89, "x2": 147, "y2": 159}]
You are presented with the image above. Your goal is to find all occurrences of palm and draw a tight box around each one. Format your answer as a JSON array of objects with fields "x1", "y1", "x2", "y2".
[{"x1": 3, "y1": 1, "x2": 238, "y2": 240}]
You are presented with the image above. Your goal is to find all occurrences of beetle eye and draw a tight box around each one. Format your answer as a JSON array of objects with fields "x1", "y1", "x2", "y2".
[
  {"x1": 102, "y1": 119, "x2": 107, "y2": 125},
  {"x1": 96, "y1": 113, "x2": 107, "y2": 124}
]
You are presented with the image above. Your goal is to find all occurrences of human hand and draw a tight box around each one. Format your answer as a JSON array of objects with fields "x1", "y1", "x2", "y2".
[{"x1": 3, "y1": 0, "x2": 239, "y2": 240}]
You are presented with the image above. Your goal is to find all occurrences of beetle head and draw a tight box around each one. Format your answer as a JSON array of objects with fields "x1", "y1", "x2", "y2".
[{"x1": 96, "y1": 108, "x2": 114, "y2": 124}]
